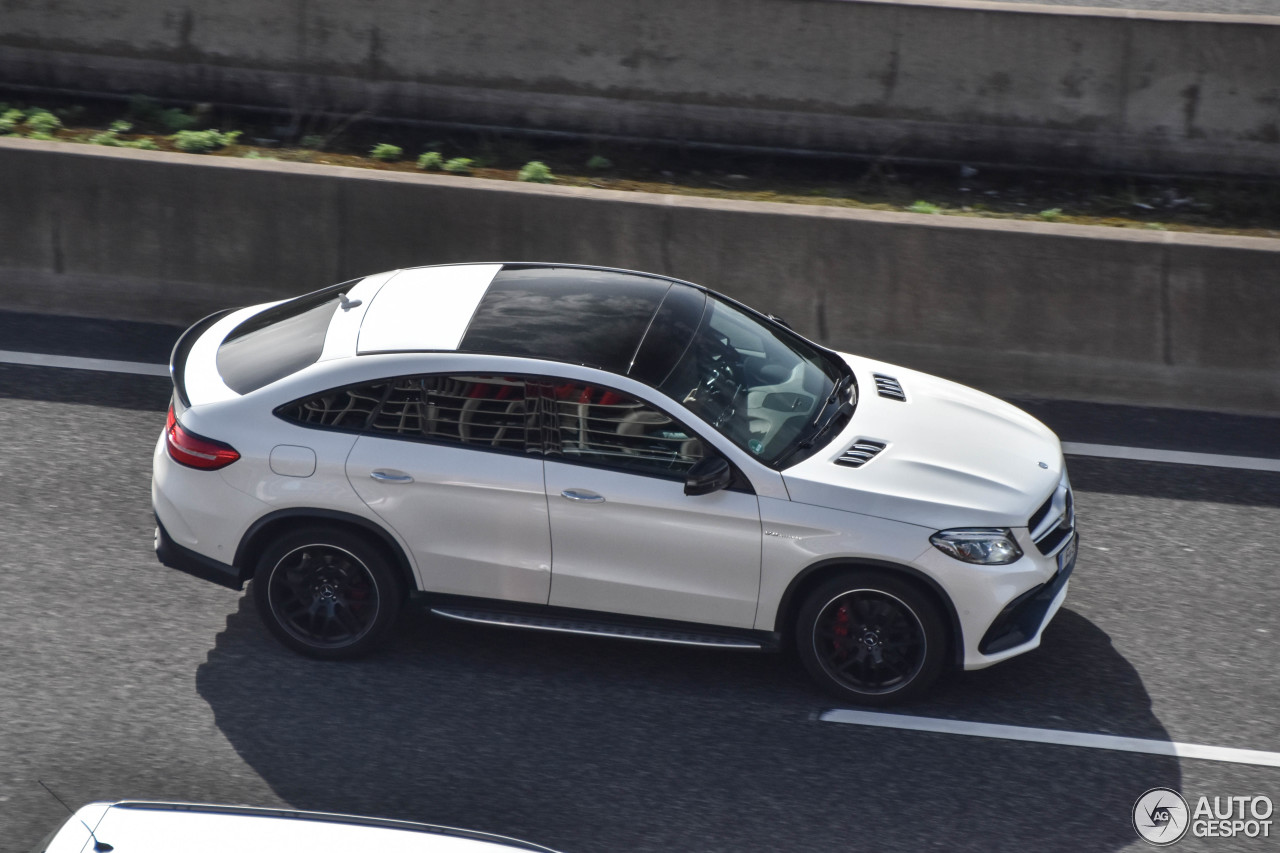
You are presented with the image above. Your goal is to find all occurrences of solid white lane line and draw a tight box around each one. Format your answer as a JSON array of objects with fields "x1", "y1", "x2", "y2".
[
  {"x1": 0, "y1": 350, "x2": 169, "y2": 377},
  {"x1": 1062, "y1": 441, "x2": 1280, "y2": 473},
  {"x1": 820, "y1": 710, "x2": 1280, "y2": 768}
]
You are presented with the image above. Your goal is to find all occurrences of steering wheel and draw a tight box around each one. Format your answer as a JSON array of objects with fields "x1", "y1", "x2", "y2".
[{"x1": 695, "y1": 335, "x2": 745, "y2": 430}]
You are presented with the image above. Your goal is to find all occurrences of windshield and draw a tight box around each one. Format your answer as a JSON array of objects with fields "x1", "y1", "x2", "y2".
[{"x1": 655, "y1": 296, "x2": 850, "y2": 467}]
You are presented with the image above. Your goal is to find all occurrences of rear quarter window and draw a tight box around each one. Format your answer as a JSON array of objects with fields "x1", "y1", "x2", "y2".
[
  {"x1": 217, "y1": 282, "x2": 357, "y2": 394},
  {"x1": 275, "y1": 382, "x2": 388, "y2": 430},
  {"x1": 276, "y1": 374, "x2": 531, "y2": 454}
]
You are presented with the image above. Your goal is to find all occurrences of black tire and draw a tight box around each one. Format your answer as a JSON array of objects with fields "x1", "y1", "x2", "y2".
[
  {"x1": 795, "y1": 571, "x2": 947, "y2": 706},
  {"x1": 252, "y1": 527, "x2": 404, "y2": 659}
]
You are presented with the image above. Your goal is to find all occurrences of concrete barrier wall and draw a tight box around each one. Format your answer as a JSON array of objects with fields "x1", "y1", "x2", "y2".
[
  {"x1": 1, "y1": 139, "x2": 1277, "y2": 414},
  {"x1": 1, "y1": 0, "x2": 1279, "y2": 175}
]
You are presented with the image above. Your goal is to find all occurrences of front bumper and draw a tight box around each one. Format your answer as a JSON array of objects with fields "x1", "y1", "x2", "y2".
[
  {"x1": 913, "y1": 519, "x2": 1075, "y2": 671},
  {"x1": 956, "y1": 529, "x2": 1076, "y2": 669},
  {"x1": 978, "y1": 531, "x2": 1077, "y2": 655}
]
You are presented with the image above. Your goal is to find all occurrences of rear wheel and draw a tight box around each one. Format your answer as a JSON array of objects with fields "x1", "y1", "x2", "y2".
[
  {"x1": 252, "y1": 528, "x2": 403, "y2": 659},
  {"x1": 796, "y1": 571, "x2": 946, "y2": 706}
]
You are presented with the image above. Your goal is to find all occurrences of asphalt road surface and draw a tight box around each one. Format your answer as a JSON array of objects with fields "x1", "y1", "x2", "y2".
[
  {"x1": 1, "y1": 310, "x2": 1278, "y2": 852},
  {"x1": 952, "y1": 0, "x2": 1279, "y2": 15}
]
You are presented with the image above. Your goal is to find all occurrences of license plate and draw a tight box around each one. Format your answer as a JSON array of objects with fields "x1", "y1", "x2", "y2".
[{"x1": 1058, "y1": 533, "x2": 1079, "y2": 573}]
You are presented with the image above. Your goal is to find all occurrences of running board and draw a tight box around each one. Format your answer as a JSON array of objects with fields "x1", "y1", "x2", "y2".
[{"x1": 429, "y1": 606, "x2": 767, "y2": 650}]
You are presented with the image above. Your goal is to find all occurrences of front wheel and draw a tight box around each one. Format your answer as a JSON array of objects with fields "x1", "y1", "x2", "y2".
[
  {"x1": 252, "y1": 527, "x2": 404, "y2": 659},
  {"x1": 795, "y1": 571, "x2": 946, "y2": 706}
]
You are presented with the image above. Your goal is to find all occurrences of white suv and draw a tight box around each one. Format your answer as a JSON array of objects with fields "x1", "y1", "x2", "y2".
[
  {"x1": 36, "y1": 800, "x2": 557, "y2": 852},
  {"x1": 153, "y1": 263, "x2": 1077, "y2": 705}
]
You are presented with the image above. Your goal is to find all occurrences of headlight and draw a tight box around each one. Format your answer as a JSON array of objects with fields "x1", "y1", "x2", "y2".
[{"x1": 929, "y1": 528, "x2": 1023, "y2": 565}]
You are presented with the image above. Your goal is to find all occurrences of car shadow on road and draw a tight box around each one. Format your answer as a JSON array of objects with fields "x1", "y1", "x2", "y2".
[{"x1": 197, "y1": 598, "x2": 1178, "y2": 853}]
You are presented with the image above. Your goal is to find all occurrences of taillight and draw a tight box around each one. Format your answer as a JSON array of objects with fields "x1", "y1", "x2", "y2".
[{"x1": 165, "y1": 405, "x2": 240, "y2": 470}]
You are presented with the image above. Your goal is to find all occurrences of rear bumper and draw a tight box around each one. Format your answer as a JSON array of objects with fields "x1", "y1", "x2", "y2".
[{"x1": 154, "y1": 515, "x2": 243, "y2": 591}]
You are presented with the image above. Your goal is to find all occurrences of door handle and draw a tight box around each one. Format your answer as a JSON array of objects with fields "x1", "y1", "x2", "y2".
[
  {"x1": 370, "y1": 469, "x2": 414, "y2": 483},
  {"x1": 561, "y1": 489, "x2": 605, "y2": 503}
]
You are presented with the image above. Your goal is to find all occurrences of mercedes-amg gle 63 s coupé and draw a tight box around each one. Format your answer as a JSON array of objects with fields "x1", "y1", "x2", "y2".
[{"x1": 153, "y1": 263, "x2": 1077, "y2": 705}]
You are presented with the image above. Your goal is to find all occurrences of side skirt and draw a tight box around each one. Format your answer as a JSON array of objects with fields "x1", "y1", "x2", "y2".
[{"x1": 425, "y1": 597, "x2": 780, "y2": 652}]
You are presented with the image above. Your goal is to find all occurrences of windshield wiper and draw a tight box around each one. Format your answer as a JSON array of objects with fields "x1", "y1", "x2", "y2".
[
  {"x1": 806, "y1": 383, "x2": 854, "y2": 446},
  {"x1": 775, "y1": 372, "x2": 855, "y2": 467},
  {"x1": 810, "y1": 372, "x2": 853, "y2": 430},
  {"x1": 824, "y1": 372, "x2": 854, "y2": 408}
]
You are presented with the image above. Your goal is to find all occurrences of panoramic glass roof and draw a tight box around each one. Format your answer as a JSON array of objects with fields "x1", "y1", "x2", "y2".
[{"x1": 458, "y1": 267, "x2": 689, "y2": 374}]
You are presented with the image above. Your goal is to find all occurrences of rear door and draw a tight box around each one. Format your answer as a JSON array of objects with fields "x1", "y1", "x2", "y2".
[{"x1": 345, "y1": 373, "x2": 551, "y2": 603}]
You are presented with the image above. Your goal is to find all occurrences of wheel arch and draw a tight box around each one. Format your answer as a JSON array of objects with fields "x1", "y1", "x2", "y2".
[
  {"x1": 774, "y1": 558, "x2": 965, "y2": 667},
  {"x1": 234, "y1": 508, "x2": 418, "y2": 594}
]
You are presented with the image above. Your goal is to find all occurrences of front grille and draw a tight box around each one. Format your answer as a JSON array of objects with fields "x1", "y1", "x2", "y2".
[
  {"x1": 835, "y1": 439, "x2": 887, "y2": 468},
  {"x1": 873, "y1": 374, "x2": 906, "y2": 401},
  {"x1": 1028, "y1": 493, "x2": 1053, "y2": 533},
  {"x1": 1029, "y1": 478, "x2": 1075, "y2": 557}
]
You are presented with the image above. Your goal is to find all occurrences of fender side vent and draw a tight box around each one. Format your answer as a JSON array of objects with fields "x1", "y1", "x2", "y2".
[
  {"x1": 873, "y1": 374, "x2": 906, "y2": 401},
  {"x1": 835, "y1": 439, "x2": 887, "y2": 468}
]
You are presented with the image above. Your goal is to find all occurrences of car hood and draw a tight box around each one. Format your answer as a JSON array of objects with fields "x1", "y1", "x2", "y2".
[{"x1": 781, "y1": 354, "x2": 1064, "y2": 529}]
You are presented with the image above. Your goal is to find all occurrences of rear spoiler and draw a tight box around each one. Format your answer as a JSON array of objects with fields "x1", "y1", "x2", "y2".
[{"x1": 169, "y1": 309, "x2": 233, "y2": 408}]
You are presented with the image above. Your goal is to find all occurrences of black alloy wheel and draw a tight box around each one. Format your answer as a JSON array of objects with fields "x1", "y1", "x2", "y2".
[
  {"x1": 253, "y1": 528, "x2": 404, "y2": 659},
  {"x1": 796, "y1": 571, "x2": 946, "y2": 706}
]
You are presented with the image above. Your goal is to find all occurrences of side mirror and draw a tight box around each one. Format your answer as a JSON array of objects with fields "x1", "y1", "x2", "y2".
[{"x1": 684, "y1": 456, "x2": 732, "y2": 496}]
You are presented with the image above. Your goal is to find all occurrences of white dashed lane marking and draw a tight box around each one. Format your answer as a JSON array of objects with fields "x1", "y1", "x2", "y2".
[
  {"x1": 821, "y1": 710, "x2": 1280, "y2": 768},
  {"x1": 1063, "y1": 441, "x2": 1280, "y2": 473},
  {"x1": 0, "y1": 349, "x2": 169, "y2": 377}
]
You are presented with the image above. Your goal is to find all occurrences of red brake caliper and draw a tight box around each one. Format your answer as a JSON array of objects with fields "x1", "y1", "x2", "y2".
[
  {"x1": 832, "y1": 604, "x2": 850, "y2": 660},
  {"x1": 347, "y1": 574, "x2": 369, "y2": 613}
]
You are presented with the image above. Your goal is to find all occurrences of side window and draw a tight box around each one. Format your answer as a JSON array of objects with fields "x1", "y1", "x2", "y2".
[
  {"x1": 538, "y1": 380, "x2": 704, "y2": 478},
  {"x1": 276, "y1": 382, "x2": 387, "y2": 430},
  {"x1": 368, "y1": 374, "x2": 529, "y2": 453},
  {"x1": 276, "y1": 375, "x2": 530, "y2": 453}
]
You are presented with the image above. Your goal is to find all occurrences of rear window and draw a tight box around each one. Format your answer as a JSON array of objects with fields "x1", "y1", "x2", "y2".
[{"x1": 216, "y1": 281, "x2": 358, "y2": 394}]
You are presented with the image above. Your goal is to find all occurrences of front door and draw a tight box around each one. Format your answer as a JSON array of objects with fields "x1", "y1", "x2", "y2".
[{"x1": 539, "y1": 380, "x2": 762, "y2": 628}]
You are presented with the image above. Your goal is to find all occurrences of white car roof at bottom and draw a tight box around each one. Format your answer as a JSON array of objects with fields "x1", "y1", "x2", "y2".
[{"x1": 41, "y1": 801, "x2": 558, "y2": 853}]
